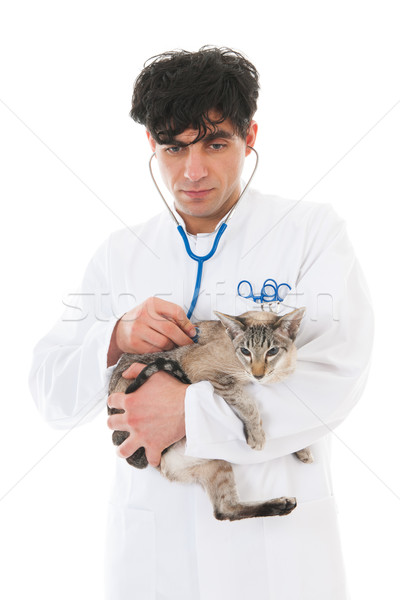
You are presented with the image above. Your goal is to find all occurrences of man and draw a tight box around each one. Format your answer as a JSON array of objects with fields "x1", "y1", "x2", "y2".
[{"x1": 30, "y1": 47, "x2": 373, "y2": 599}]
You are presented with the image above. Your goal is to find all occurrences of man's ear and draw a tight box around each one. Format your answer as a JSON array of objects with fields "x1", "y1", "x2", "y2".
[
  {"x1": 245, "y1": 120, "x2": 258, "y2": 157},
  {"x1": 214, "y1": 311, "x2": 246, "y2": 340},
  {"x1": 146, "y1": 130, "x2": 156, "y2": 152}
]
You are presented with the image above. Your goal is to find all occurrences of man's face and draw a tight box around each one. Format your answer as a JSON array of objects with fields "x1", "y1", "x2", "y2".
[{"x1": 147, "y1": 114, "x2": 258, "y2": 233}]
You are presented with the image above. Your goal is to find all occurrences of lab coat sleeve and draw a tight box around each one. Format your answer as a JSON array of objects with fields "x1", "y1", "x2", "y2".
[
  {"x1": 184, "y1": 207, "x2": 374, "y2": 464},
  {"x1": 29, "y1": 237, "x2": 119, "y2": 429}
]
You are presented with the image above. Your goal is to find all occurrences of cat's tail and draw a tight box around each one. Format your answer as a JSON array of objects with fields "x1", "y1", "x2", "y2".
[{"x1": 125, "y1": 358, "x2": 191, "y2": 394}]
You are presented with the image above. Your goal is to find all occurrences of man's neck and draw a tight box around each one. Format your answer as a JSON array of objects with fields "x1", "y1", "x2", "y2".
[
  {"x1": 176, "y1": 194, "x2": 241, "y2": 235},
  {"x1": 180, "y1": 215, "x2": 224, "y2": 235}
]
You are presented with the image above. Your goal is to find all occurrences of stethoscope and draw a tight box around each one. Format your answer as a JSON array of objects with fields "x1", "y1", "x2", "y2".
[{"x1": 149, "y1": 146, "x2": 259, "y2": 319}]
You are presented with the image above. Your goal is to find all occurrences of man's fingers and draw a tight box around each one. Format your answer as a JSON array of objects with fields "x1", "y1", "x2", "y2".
[
  {"x1": 125, "y1": 320, "x2": 175, "y2": 353},
  {"x1": 163, "y1": 308, "x2": 197, "y2": 339},
  {"x1": 146, "y1": 448, "x2": 162, "y2": 467},
  {"x1": 110, "y1": 419, "x2": 162, "y2": 466},
  {"x1": 151, "y1": 320, "x2": 194, "y2": 347},
  {"x1": 122, "y1": 362, "x2": 147, "y2": 379},
  {"x1": 141, "y1": 324, "x2": 177, "y2": 350},
  {"x1": 107, "y1": 392, "x2": 126, "y2": 410},
  {"x1": 148, "y1": 298, "x2": 197, "y2": 338},
  {"x1": 107, "y1": 413, "x2": 128, "y2": 431},
  {"x1": 117, "y1": 436, "x2": 142, "y2": 459},
  {"x1": 118, "y1": 298, "x2": 196, "y2": 355},
  {"x1": 175, "y1": 315, "x2": 197, "y2": 339}
]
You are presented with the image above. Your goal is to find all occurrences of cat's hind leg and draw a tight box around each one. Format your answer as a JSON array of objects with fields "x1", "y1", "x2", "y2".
[
  {"x1": 196, "y1": 460, "x2": 297, "y2": 521},
  {"x1": 160, "y1": 445, "x2": 297, "y2": 521}
]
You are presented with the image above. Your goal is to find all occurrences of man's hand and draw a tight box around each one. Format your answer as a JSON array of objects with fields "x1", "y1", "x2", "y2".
[
  {"x1": 107, "y1": 297, "x2": 196, "y2": 366},
  {"x1": 107, "y1": 363, "x2": 189, "y2": 467}
]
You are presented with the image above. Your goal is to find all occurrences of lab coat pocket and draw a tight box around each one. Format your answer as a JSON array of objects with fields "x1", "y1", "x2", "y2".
[
  {"x1": 105, "y1": 505, "x2": 156, "y2": 600},
  {"x1": 263, "y1": 495, "x2": 349, "y2": 600}
]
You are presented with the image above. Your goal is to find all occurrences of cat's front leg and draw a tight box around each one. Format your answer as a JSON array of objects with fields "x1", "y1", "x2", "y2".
[
  {"x1": 243, "y1": 420, "x2": 266, "y2": 451},
  {"x1": 213, "y1": 382, "x2": 266, "y2": 451}
]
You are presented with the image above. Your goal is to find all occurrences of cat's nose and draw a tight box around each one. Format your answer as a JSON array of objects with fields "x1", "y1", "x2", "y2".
[{"x1": 254, "y1": 374, "x2": 263, "y2": 380}]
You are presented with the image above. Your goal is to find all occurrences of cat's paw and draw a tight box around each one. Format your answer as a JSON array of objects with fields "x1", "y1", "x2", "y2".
[
  {"x1": 294, "y1": 447, "x2": 314, "y2": 463},
  {"x1": 245, "y1": 425, "x2": 266, "y2": 450},
  {"x1": 275, "y1": 496, "x2": 297, "y2": 516}
]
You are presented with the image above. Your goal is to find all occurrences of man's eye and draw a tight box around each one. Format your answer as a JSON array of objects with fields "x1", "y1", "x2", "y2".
[
  {"x1": 166, "y1": 146, "x2": 183, "y2": 154},
  {"x1": 210, "y1": 143, "x2": 226, "y2": 150}
]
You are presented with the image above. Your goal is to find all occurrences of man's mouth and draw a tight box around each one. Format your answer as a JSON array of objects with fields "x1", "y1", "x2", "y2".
[{"x1": 181, "y1": 189, "x2": 213, "y2": 198}]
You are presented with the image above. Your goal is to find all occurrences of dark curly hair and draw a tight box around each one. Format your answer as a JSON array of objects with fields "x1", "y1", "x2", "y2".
[{"x1": 130, "y1": 46, "x2": 259, "y2": 145}]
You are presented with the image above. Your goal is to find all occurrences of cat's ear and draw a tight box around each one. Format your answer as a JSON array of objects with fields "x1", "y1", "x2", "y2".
[
  {"x1": 214, "y1": 311, "x2": 246, "y2": 339},
  {"x1": 273, "y1": 307, "x2": 306, "y2": 340}
]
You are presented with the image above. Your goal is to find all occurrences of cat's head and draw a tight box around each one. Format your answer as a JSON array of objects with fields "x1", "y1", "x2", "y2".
[{"x1": 214, "y1": 308, "x2": 305, "y2": 384}]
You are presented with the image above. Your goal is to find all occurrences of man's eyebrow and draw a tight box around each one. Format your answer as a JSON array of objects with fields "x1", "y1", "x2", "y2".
[
  {"x1": 203, "y1": 129, "x2": 235, "y2": 142},
  {"x1": 164, "y1": 129, "x2": 235, "y2": 147}
]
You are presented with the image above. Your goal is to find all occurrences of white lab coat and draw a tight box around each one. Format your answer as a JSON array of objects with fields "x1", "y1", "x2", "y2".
[{"x1": 29, "y1": 189, "x2": 373, "y2": 600}]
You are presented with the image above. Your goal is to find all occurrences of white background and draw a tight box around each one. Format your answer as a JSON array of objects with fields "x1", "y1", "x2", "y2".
[{"x1": 0, "y1": 1, "x2": 399, "y2": 598}]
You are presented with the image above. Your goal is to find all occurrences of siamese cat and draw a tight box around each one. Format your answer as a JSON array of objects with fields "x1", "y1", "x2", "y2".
[{"x1": 108, "y1": 308, "x2": 312, "y2": 521}]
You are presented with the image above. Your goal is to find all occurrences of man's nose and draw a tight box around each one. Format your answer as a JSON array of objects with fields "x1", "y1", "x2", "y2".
[{"x1": 183, "y1": 148, "x2": 208, "y2": 182}]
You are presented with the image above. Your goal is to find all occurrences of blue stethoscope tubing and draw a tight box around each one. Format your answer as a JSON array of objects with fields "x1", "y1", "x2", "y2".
[
  {"x1": 177, "y1": 222, "x2": 227, "y2": 319},
  {"x1": 149, "y1": 146, "x2": 259, "y2": 319}
]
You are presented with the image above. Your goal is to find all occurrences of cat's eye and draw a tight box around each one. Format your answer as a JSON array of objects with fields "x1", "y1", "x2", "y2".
[
  {"x1": 240, "y1": 347, "x2": 251, "y2": 356},
  {"x1": 266, "y1": 347, "x2": 279, "y2": 356}
]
